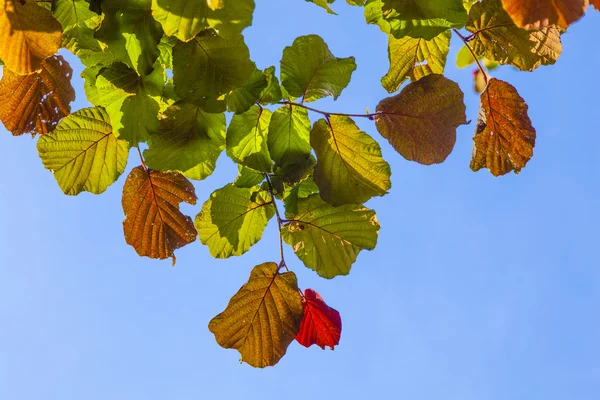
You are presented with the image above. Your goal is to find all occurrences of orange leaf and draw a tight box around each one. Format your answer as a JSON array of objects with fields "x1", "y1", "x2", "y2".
[
  {"x1": 592, "y1": 0, "x2": 600, "y2": 9},
  {"x1": 375, "y1": 74, "x2": 467, "y2": 165},
  {"x1": 0, "y1": 55, "x2": 74, "y2": 136},
  {"x1": 470, "y1": 79, "x2": 536, "y2": 176},
  {"x1": 122, "y1": 166, "x2": 198, "y2": 264},
  {"x1": 0, "y1": 0, "x2": 62, "y2": 75},
  {"x1": 501, "y1": 0, "x2": 588, "y2": 29},
  {"x1": 296, "y1": 289, "x2": 342, "y2": 350}
]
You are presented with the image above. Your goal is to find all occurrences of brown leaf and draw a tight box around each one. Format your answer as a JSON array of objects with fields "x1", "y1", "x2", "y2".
[
  {"x1": 122, "y1": 166, "x2": 198, "y2": 263},
  {"x1": 0, "y1": 55, "x2": 74, "y2": 136},
  {"x1": 0, "y1": 0, "x2": 62, "y2": 75},
  {"x1": 470, "y1": 78, "x2": 536, "y2": 176},
  {"x1": 501, "y1": 0, "x2": 588, "y2": 29},
  {"x1": 375, "y1": 74, "x2": 467, "y2": 165},
  {"x1": 592, "y1": 0, "x2": 600, "y2": 9}
]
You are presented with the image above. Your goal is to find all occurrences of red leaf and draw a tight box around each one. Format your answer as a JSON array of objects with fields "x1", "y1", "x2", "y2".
[{"x1": 295, "y1": 289, "x2": 342, "y2": 350}]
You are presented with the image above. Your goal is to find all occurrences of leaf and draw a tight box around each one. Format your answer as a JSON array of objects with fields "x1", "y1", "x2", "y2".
[
  {"x1": 195, "y1": 184, "x2": 275, "y2": 258},
  {"x1": 283, "y1": 176, "x2": 319, "y2": 215},
  {"x1": 144, "y1": 101, "x2": 226, "y2": 180},
  {"x1": 226, "y1": 106, "x2": 274, "y2": 172},
  {"x1": 173, "y1": 30, "x2": 254, "y2": 104},
  {"x1": 593, "y1": 0, "x2": 600, "y2": 9},
  {"x1": 151, "y1": 0, "x2": 254, "y2": 42},
  {"x1": 282, "y1": 194, "x2": 379, "y2": 278},
  {"x1": 312, "y1": 115, "x2": 391, "y2": 206},
  {"x1": 259, "y1": 66, "x2": 283, "y2": 105},
  {"x1": 122, "y1": 166, "x2": 197, "y2": 263},
  {"x1": 226, "y1": 68, "x2": 268, "y2": 114},
  {"x1": 37, "y1": 107, "x2": 129, "y2": 195},
  {"x1": 234, "y1": 166, "x2": 265, "y2": 188},
  {"x1": 382, "y1": 30, "x2": 450, "y2": 93},
  {"x1": 500, "y1": 0, "x2": 588, "y2": 29},
  {"x1": 455, "y1": 45, "x2": 476, "y2": 68},
  {"x1": 375, "y1": 74, "x2": 467, "y2": 165},
  {"x1": 470, "y1": 78, "x2": 536, "y2": 176},
  {"x1": 95, "y1": 0, "x2": 163, "y2": 75},
  {"x1": 367, "y1": 0, "x2": 468, "y2": 40},
  {"x1": 280, "y1": 35, "x2": 356, "y2": 103},
  {"x1": 306, "y1": 0, "x2": 337, "y2": 14},
  {"x1": 466, "y1": 0, "x2": 562, "y2": 72},
  {"x1": 51, "y1": 0, "x2": 97, "y2": 29},
  {"x1": 267, "y1": 104, "x2": 312, "y2": 168},
  {"x1": 208, "y1": 262, "x2": 304, "y2": 368},
  {"x1": 0, "y1": 55, "x2": 74, "y2": 136},
  {"x1": 0, "y1": 0, "x2": 62, "y2": 75},
  {"x1": 296, "y1": 289, "x2": 342, "y2": 350}
]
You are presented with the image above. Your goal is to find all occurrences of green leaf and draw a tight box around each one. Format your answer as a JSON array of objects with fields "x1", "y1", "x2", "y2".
[
  {"x1": 455, "y1": 45, "x2": 476, "y2": 68},
  {"x1": 282, "y1": 176, "x2": 319, "y2": 215},
  {"x1": 466, "y1": 0, "x2": 562, "y2": 71},
  {"x1": 195, "y1": 184, "x2": 275, "y2": 258},
  {"x1": 306, "y1": 0, "x2": 338, "y2": 14},
  {"x1": 258, "y1": 66, "x2": 283, "y2": 105},
  {"x1": 37, "y1": 107, "x2": 129, "y2": 195},
  {"x1": 366, "y1": 0, "x2": 468, "y2": 40},
  {"x1": 173, "y1": 30, "x2": 254, "y2": 104},
  {"x1": 95, "y1": 0, "x2": 163, "y2": 76},
  {"x1": 283, "y1": 194, "x2": 379, "y2": 278},
  {"x1": 226, "y1": 106, "x2": 274, "y2": 172},
  {"x1": 144, "y1": 101, "x2": 225, "y2": 180},
  {"x1": 226, "y1": 68, "x2": 268, "y2": 114},
  {"x1": 151, "y1": 0, "x2": 254, "y2": 42},
  {"x1": 267, "y1": 104, "x2": 311, "y2": 168},
  {"x1": 234, "y1": 166, "x2": 265, "y2": 188},
  {"x1": 375, "y1": 74, "x2": 467, "y2": 165},
  {"x1": 208, "y1": 262, "x2": 303, "y2": 368},
  {"x1": 280, "y1": 35, "x2": 356, "y2": 102},
  {"x1": 382, "y1": 30, "x2": 450, "y2": 93},
  {"x1": 51, "y1": 0, "x2": 97, "y2": 30},
  {"x1": 311, "y1": 116, "x2": 391, "y2": 206}
]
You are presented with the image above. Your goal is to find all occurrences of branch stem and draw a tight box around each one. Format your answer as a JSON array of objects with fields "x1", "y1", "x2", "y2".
[
  {"x1": 452, "y1": 29, "x2": 488, "y2": 85},
  {"x1": 278, "y1": 101, "x2": 379, "y2": 120},
  {"x1": 264, "y1": 174, "x2": 288, "y2": 272}
]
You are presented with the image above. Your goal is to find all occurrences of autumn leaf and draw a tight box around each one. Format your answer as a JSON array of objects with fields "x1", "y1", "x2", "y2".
[
  {"x1": 208, "y1": 262, "x2": 304, "y2": 368},
  {"x1": 500, "y1": 0, "x2": 588, "y2": 29},
  {"x1": 382, "y1": 30, "x2": 450, "y2": 93},
  {"x1": 375, "y1": 74, "x2": 467, "y2": 165},
  {"x1": 282, "y1": 194, "x2": 379, "y2": 278},
  {"x1": 470, "y1": 78, "x2": 536, "y2": 176},
  {"x1": 593, "y1": 0, "x2": 600, "y2": 9},
  {"x1": 122, "y1": 166, "x2": 198, "y2": 263},
  {"x1": 0, "y1": 55, "x2": 74, "y2": 136},
  {"x1": 312, "y1": 115, "x2": 391, "y2": 206},
  {"x1": 37, "y1": 107, "x2": 129, "y2": 195},
  {"x1": 0, "y1": 0, "x2": 62, "y2": 75},
  {"x1": 296, "y1": 289, "x2": 342, "y2": 350},
  {"x1": 467, "y1": 0, "x2": 562, "y2": 72}
]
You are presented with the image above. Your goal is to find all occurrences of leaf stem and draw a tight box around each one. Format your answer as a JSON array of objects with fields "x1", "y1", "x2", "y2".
[
  {"x1": 136, "y1": 145, "x2": 148, "y2": 171},
  {"x1": 278, "y1": 101, "x2": 379, "y2": 120},
  {"x1": 264, "y1": 174, "x2": 288, "y2": 272},
  {"x1": 452, "y1": 29, "x2": 488, "y2": 86}
]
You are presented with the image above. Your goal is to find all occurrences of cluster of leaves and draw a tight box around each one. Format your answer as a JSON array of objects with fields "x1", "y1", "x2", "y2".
[{"x1": 0, "y1": 0, "x2": 597, "y2": 367}]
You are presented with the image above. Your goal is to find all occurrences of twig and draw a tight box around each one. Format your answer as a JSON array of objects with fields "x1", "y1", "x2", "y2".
[
  {"x1": 264, "y1": 174, "x2": 288, "y2": 272},
  {"x1": 453, "y1": 29, "x2": 488, "y2": 85},
  {"x1": 278, "y1": 101, "x2": 380, "y2": 121}
]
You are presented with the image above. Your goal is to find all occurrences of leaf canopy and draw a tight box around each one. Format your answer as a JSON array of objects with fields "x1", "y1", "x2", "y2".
[
  {"x1": 470, "y1": 78, "x2": 536, "y2": 176},
  {"x1": 37, "y1": 107, "x2": 129, "y2": 195},
  {"x1": 208, "y1": 262, "x2": 304, "y2": 368},
  {"x1": 282, "y1": 194, "x2": 379, "y2": 278}
]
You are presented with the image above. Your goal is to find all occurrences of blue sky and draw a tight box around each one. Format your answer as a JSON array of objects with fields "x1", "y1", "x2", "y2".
[{"x1": 1, "y1": 2, "x2": 599, "y2": 399}]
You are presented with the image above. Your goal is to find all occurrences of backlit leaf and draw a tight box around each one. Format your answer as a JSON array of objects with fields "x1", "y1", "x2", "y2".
[
  {"x1": 282, "y1": 194, "x2": 379, "y2": 278},
  {"x1": 195, "y1": 184, "x2": 275, "y2": 258},
  {"x1": 226, "y1": 106, "x2": 274, "y2": 172},
  {"x1": 0, "y1": 0, "x2": 62, "y2": 74},
  {"x1": 267, "y1": 104, "x2": 311, "y2": 168},
  {"x1": 382, "y1": 30, "x2": 450, "y2": 93},
  {"x1": 226, "y1": 68, "x2": 268, "y2": 114},
  {"x1": 455, "y1": 45, "x2": 476, "y2": 68},
  {"x1": 259, "y1": 66, "x2": 283, "y2": 105},
  {"x1": 173, "y1": 30, "x2": 254, "y2": 104},
  {"x1": 500, "y1": 0, "x2": 588, "y2": 29},
  {"x1": 37, "y1": 107, "x2": 129, "y2": 195},
  {"x1": 208, "y1": 262, "x2": 303, "y2": 368},
  {"x1": 375, "y1": 74, "x2": 467, "y2": 165},
  {"x1": 593, "y1": 0, "x2": 600, "y2": 9},
  {"x1": 467, "y1": 0, "x2": 562, "y2": 71},
  {"x1": 151, "y1": 0, "x2": 254, "y2": 42},
  {"x1": 280, "y1": 35, "x2": 356, "y2": 103},
  {"x1": 306, "y1": 0, "x2": 337, "y2": 14},
  {"x1": 312, "y1": 115, "x2": 391, "y2": 206},
  {"x1": 234, "y1": 166, "x2": 265, "y2": 188},
  {"x1": 296, "y1": 289, "x2": 342, "y2": 350},
  {"x1": 0, "y1": 55, "x2": 74, "y2": 136},
  {"x1": 144, "y1": 101, "x2": 226, "y2": 180},
  {"x1": 122, "y1": 166, "x2": 197, "y2": 263},
  {"x1": 470, "y1": 78, "x2": 536, "y2": 176}
]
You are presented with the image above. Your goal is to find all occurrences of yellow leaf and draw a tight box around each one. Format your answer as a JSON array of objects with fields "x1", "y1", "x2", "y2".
[{"x1": 0, "y1": 0, "x2": 62, "y2": 74}]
